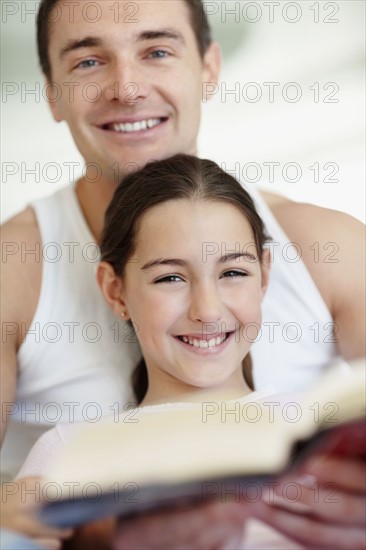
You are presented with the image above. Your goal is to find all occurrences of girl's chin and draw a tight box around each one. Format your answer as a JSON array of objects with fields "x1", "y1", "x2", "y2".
[{"x1": 181, "y1": 375, "x2": 240, "y2": 393}]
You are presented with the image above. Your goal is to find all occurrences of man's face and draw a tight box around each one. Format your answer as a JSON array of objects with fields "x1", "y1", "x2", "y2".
[{"x1": 47, "y1": 0, "x2": 220, "y2": 183}]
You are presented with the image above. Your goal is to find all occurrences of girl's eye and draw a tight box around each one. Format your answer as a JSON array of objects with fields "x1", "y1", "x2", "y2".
[
  {"x1": 155, "y1": 275, "x2": 183, "y2": 284},
  {"x1": 76, "y1": 59, "x2": 99, "y2": 69},
  {"x1": 221, "y1": 270, "x2": 248, "y2": 279}
]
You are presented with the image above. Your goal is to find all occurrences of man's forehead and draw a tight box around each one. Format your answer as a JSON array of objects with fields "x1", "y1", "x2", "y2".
[
  {"x1": 50, "y1": 0, "x2": 191, "y2": 30},
  {"x1": 48, "y1": 0, "x2": 193, "y2": 50}
]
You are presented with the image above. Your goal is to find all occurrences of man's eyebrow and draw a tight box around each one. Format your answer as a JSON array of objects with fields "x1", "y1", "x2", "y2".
[
  {"x1": 59, "y1": 37, "x2": 102, "y2": 60},
  {"x1": 141, "y1": 258, "x2": 187, "y2": 270},
  {"x1": 59, "y1": 29, "x2": 185, "y2": 60},
  {"x1": 221, "y1": 252, "x2": 257, "y2": 263},
  {"x1": 137, "y1": 28, "x2": 186, "y2": 45}
]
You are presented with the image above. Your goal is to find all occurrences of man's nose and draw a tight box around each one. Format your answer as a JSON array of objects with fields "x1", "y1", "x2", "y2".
[
  {"x1": 188, "y1": 284, "x2": 223, "y2": 324},
  {"x1": 103, "y1": 59, "x2": 149, "y2": 104}
]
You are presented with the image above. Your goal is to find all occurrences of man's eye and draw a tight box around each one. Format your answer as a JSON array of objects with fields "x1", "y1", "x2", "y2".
[
  {"x1": 148, "y1": 50, "x2": 170, "y2": 59},
  {"x1": 76, "y1": 59, "x2": 99, "y2": 69},
  {"x1": 155, "y1": 275, "x2": 183, "y2": 284},
  {"x1": 221, "y1": 270, "x2": 248, "y2": 279}
]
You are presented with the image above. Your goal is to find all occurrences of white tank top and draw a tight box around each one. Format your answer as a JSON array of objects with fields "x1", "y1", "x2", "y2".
[
  {"x1": 1, "y1": 184, "x2": 141, "y2": 481},
  {"x1": 245, "y1": 183, "x2": 345, "y2": 392}
]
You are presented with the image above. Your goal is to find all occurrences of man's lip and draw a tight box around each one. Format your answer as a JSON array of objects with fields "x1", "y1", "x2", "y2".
[{"x1": 97, "y1": 116, "x2": 168, "y2": 129}]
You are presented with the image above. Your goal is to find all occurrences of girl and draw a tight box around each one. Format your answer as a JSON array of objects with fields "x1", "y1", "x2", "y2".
[
  {"x1": 98, "y1": 153, "x2": 270, "y2": 407},
  {"x1": 18, "y1": 154, "x2": 271, "y2": 476}
]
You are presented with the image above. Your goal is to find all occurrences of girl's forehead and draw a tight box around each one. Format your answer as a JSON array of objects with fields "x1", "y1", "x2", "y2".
[
  {"x1": 134, "y1": 199, "x2": 255, "y2": 252},
  {"x1": 139, "y1": 198, "x2": 250, "y2": 225}
]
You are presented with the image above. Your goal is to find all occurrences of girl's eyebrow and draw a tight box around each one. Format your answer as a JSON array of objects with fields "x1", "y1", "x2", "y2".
[
  {"x1": 141, "y1": 252, "x2": 257, "y2": 271},
  {"x1": 141, "y1": 258, "x2": 187, "y2": 270},
  {"x1": 221, "y1": 252, "x2": 257, "y2": 263}
]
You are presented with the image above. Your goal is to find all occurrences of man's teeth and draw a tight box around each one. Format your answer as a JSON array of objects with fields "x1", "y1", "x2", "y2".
[
  {"x1": 112, "y1": 118, "x2": 161, "y2": 133},
  {"x1": 180, "y1": 335, "x2": 227, "y2": 348}
]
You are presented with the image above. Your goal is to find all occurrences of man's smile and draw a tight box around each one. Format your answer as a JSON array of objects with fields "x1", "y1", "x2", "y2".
[{"x1": 99, "y1": 116, "x2": 169, "y2": 134}]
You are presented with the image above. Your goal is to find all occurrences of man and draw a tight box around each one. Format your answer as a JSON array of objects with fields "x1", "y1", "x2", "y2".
[{"x1": 1, "y1": 0, "x2": 365, "y2": 548}]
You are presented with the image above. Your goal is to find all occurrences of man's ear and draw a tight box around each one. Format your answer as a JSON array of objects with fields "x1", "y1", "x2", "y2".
[
  {"x1": 45, "y1": 79, "x2": 63, "y2": 122},
  {"x1": 96, "y1": 262, "x2": 130, "y2": 319},
  {"x1": 260, "y1": 248, "x2": 271, "y2": 298},
  {"x1": 201, "y1": 42, "x2": 221, "y2": 102}
]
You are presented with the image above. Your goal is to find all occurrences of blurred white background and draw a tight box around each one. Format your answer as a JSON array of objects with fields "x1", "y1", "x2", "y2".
[{"x1": 1, "y1": 0, "x2": 365, "y2": 222}]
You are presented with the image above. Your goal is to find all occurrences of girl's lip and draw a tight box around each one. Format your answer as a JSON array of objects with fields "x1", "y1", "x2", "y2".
[
  {"x1": 174, "y1": 331, "x2": 235, "y2": 356},
  {"x1": 176, "y1": 332, "x2": 227, "y2": 340}
]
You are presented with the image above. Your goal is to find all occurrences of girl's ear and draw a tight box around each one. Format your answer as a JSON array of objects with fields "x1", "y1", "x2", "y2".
[
  {"x1": 96, "y1": 262, "x2": 130, "y2": 320},
  {"x1": 260, "y1": 248, "x2": 271, "y2": 298}
]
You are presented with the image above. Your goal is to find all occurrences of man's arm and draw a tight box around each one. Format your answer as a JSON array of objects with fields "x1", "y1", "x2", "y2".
[
  {"x1": 0, "y1": 331, "x2": 17, "y2": 445},
  {"x1": 263, "y1": 193, "x2": 366, "y2": 360},
  {"x1": 253, "y1": 454, "x2": 366, "y2": 549},
  {"x1": 1, "y1": 477, "x2": 74, "y2": 548},
  {"x1": 258, "y1": 193, "x2": 366, "y2": 548},
  {"x1": 111, "y1": 500, "x2": 248, "y2": 550},
  {"x1": 1, "y1": 208, "x2": 42, "y2": 443},
  {"x1": 1, "y1": 213, "x2": 74, "y2": 545}
]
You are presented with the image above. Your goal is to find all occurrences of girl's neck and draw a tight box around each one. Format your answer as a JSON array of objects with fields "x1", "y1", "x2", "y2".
[{"x1": 140, "y1": 371, "x2": 253, "y2": 408}]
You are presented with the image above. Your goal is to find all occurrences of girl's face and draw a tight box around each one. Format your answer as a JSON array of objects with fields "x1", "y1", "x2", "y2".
[{"x1": 120, "y1": 199, "x2": 269, "y2": 402}]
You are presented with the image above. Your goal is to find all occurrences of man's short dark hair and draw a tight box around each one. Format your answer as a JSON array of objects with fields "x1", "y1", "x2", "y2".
[{"x1": 37, "y1": 0, "x2": 212, "y2": 81}]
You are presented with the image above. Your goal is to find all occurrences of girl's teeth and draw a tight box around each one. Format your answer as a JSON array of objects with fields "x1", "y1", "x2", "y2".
[{"x1": 179, "y1": 335, "x2": 227, "y2": 349}]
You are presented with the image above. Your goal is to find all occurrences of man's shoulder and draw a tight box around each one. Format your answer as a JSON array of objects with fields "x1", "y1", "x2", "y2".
[
  {"x1": 2, "y1": 206, "x2": 40, "y2": 244},
  {"x1": 1, "y1": 207, "x2": 42, "y2": 333},
  {"x1": 260, "y1": 190, "x2": 364, "y2": 315},
  {"x1": 260, "y1": 190, "x2": 363, "y2": 242}
]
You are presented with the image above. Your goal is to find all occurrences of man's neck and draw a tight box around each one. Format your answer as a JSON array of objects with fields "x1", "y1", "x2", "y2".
[{"x1": 75, "y1": 176, "x2": 118, "y2": 243}]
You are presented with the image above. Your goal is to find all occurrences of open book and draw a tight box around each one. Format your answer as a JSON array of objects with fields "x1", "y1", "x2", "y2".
[{"x1": 40, "y1": 360, "x2": 365, "y2": 528}]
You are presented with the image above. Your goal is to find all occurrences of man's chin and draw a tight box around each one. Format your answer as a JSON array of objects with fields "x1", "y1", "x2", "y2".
[{"x1": 104, "y1": 148, "x2": 199, "y2": 183}]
